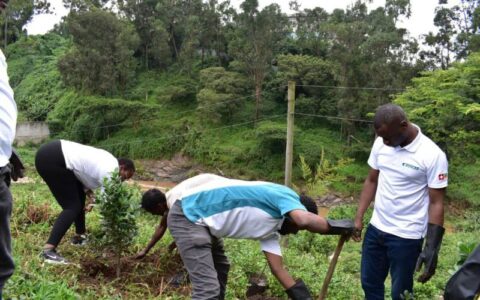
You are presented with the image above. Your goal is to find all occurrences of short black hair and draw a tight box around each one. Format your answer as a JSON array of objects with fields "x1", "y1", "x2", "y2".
[
  {"x1": 373, "y1": 104, "x2": 407, "y2": 129},
  {"x1": 141, "y1": 189, "x2": 166, "y2": 211},
  {"x1": 118, "y1": 158, "x2": 135, "y2": 173},
  {"x1": 300, "y1": 194, "x2": 318, "y2": 215}
]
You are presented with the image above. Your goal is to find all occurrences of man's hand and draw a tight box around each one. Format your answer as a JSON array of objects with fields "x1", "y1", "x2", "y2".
[
  {"x1": 135, "y1": 249, "x2": 148, "y2": 260},
  {"x1": 325, "y1": 219, "x2": 355, "y2": 237},
  {"x1": 416, "y1": 223, "x2": 445, "y2": 283},
  {"x1": 85, "y1": 190, "x2": 95, "y2": 212},
  {"x1": 352, "y1": 217, "x2": 363, "y2": 242}
]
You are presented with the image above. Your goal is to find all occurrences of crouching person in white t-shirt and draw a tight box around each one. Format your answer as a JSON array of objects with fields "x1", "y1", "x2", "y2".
[
  {"x1": 35, "y1": 140, "x2": 135, "y2": 264},
  {"x1": 139, "y1": 173, "x2": 354, "y2": 300},
  {"x1": 353, "y1": 104, "x2": 448, "y2": 300}
]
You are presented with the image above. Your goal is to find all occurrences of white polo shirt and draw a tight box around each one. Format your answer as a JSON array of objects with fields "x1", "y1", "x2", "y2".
[
  {"x1": 368, "y1": 125, "x2": 448, "y2": 239},
  {"x1": 61, "y1": 140, "x2": 118, "y2": 190},
  {"x1": 0, "y1": 50, "x2": 17, "y2": 167}
]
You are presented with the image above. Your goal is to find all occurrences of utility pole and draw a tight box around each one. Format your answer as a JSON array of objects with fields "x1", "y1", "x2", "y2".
[{"x1": 284, "y1": 81, "x2": 295, "y2": 187}]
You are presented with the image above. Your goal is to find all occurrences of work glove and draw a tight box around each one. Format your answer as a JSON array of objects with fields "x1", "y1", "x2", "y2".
[
  {"x1": 285, "y1": 279, "x2": 312, "y2": 300},
  {"x1": 325, "y1": 219, "x2": 355, "y2": 236},
  {"x1": 416, "y1": 223, "x2": 445, "y2": 283},
  {"x1": 9, "y1": 148, "x2": 25, "y2": 182}
]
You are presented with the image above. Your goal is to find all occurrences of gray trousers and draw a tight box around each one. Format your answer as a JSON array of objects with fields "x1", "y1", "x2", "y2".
[
  {"x1": 168, "y1": 201, "x2": 230, "y2": 300},
  {"x1": 0, "y1": 167, "x2": 14, "y2": 297}
]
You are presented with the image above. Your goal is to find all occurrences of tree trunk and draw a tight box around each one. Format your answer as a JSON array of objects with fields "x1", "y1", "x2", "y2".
[
  {"x1": 116, "y1": 251, "x2": 121, "y2": 278},
  {"x1": 254, "y1": 75, "x2": 262, "y2": 124}
]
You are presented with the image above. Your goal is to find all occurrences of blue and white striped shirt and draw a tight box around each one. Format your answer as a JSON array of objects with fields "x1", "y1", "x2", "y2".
[{"x1": 167, "y1": 174, "x2": 306, "y2": 255}]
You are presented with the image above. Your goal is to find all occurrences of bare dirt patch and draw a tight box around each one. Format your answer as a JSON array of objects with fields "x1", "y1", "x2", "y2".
[{"x1": 78, "y1": 251, "x2": 190, "y2": 297}]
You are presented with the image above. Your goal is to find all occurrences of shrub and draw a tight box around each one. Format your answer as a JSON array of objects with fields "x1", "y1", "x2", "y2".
[{"x1": 95, "y1": 170, "x2": 139, "y2": 277}]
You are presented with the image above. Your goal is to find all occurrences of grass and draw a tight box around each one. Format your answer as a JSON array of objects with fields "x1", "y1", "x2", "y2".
[{"x1": 3, "y1": 145, "x2": 479, "y2": 299}]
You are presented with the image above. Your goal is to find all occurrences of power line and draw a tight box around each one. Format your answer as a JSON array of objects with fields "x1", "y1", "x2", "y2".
[
  {"x1": 98, "y1": 114, "x2": 287, "y2": 149},
  {"x1": 291, "y1": 84, "x2": 405, "y2": 92},
  {"x1": 295, "y1": 112, "x2": 373, "y2": 124},
  {"x1": 45, "y1": 93, "x2": 259, "y2": 136}
]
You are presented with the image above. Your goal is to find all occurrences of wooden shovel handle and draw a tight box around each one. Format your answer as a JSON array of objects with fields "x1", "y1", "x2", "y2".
[{"x1": 318, "y1": 234, "x2": 348, "y2": 300}]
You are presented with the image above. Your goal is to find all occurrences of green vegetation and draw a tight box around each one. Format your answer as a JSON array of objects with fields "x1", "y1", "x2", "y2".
[
  {"x1": 3, "y1": 149, "x2": 479, "y2": 299},
  {"x1": 4, "y1": 0, "x2": 480, "y2": 298},
  {"x1": 6, "y1": 0, "x2": 480, "y2": 205}
]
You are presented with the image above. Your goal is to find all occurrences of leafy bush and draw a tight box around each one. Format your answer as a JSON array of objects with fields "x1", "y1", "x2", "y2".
[
  {"x1": 7, "y1": 33, "x2": 70, "y2": 121},
  {"x1": 196, "y1": 67, "x2": 248, "y2": 123},
  {"x1": 48, "y1": 93, "x2": 156, "y2": 143},
  {"x1": 297, "y1": 148, "x2": 353, "y2": 197}
]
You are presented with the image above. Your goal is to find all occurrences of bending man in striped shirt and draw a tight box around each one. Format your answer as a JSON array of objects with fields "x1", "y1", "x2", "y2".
[{"x1": 140, "y1": 173, "x2": 354, "y2": 299}]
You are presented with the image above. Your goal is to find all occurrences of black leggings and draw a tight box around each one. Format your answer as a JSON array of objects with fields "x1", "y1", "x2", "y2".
[{"x1": 35, "y1": 140, "x2": 86, "y2": 247}]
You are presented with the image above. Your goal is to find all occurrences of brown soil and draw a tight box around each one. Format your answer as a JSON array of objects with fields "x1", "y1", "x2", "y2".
[
  {"x1": 26, "y1": 202, "x2": 52, "y2": 224},
  {"x1": 78, "y1": 251, "x2": 190, "y2": 297}
]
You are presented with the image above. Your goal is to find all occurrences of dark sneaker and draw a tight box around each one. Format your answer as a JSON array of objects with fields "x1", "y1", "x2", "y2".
[
  {"x1": 41, "y1": 249, "x2": 69, "y2": 264},
  {"x1": 71, "y1": 234, "x2": 87, "y2": 246}
]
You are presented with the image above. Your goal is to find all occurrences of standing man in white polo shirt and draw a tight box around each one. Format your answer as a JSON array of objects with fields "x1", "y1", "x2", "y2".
[
  {"x1": 139, "y1": 173, "x2": 355, "y2": 300},
  {"x1": 0, "y1": 0, "x2": 17, "y2": 296},
  {"x1": 353, "y1": 104, "x2": 448, "y2": 300},
  {"x1": 35, "y1": 140, "x2": 136, "y2": 264}
]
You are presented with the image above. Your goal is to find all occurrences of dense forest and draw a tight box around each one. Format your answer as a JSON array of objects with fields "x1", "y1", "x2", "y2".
[{"x1": 1, "y1": 0, "x2": 480, "y2": 203}]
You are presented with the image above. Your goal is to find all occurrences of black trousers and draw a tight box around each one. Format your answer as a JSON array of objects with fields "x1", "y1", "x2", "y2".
[
  {"x1": 0, "y1": 166, "x2": 14, "y2": 296},
  {"x1": 35, "y1": 140, "x2": 86, "y2": 247}
]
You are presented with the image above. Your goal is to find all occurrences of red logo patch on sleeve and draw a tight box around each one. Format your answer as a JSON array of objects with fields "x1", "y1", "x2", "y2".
[{"x1": 438, "y1": 173, "x2": 448, "y2": 181}]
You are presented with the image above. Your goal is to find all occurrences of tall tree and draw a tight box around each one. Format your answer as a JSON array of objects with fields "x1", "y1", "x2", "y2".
[
  {"x1": 423, "y1": 6, "x2": 457, "y2": 69},
  {"x1": 116, "y1": 0, "x2": 173, "y2": 69},
  {"x1": 421, "y1": 0, "x2": 480, "y2": 68},
  {"x1": 0, "y1": 0, "x2": 51, "y2": 49},
  {"x1": 58, "y1": 9, "x2": 139, "y2": 95},
  {"x1": 289, "y1": 5, "x2": 330, "y2": 57},
  {"x1": 319, "y1": 1, "x2": 419, "y2": 136},
  {"x1": 452, "y1": 0, "x2": 480, "y2": 58},
  {"x1": 229, "y1": 0, "x2": 289, "y2": 122}
]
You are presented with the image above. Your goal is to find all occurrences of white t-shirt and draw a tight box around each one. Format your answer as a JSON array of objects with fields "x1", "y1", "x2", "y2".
[
  {"x1": 166, "y1": 173, "x2": 221, "y2": 209},
  {"x1": 0, "y1": 50, "x2": 17, "y2": 167},
  {"x1": 368, "y1": 125, "x2": 448, "y2": 239},
  {"x1": 169, "y1": 174, "x2": 306, "y2": 256},
  {"x1": 61, "y1": 140, "x2": 118, "y2": 190}
]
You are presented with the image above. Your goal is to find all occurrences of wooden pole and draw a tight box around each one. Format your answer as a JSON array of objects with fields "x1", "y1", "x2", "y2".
[
  {"x1": 319, "y1": 235, "x2": 347, "y2": 300},
  {"x1": 284, "y1": 81, "x2": 295, "y2": 187}
]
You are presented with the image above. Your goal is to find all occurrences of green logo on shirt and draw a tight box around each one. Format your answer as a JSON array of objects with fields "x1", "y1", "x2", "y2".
[{"x1": 402, "y1": 163, "x2": 420, "y2": 170}]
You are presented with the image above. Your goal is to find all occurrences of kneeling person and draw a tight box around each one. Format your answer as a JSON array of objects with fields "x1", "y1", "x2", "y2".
[{"x1": 141, "y1": 173, "x2": 353, "y2": 300}]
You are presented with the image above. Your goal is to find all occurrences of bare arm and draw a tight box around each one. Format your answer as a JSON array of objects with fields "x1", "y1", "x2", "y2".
[
  {"x1": 85, "y1": 190, "x2": 95, "y2": 212},
  {"x1": 353, "y1": 168, "x2": 379, "y2": 241},
  {"x1": 288, "y1": 209, "x2": 329, "y2": 233},
  {"x1": 428, "y1": 188, "x2": 445, "y2": 226},
  {"x1": 136, "y1": 214, "x2": 168, "y2": 259},
  {"x1": 264, "y1": 251, "x2": 296, "y2": 289}
]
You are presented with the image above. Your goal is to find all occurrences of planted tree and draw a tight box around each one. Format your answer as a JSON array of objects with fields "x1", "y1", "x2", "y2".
[{"x1": 95, "y1": 170, "x2": 139, "y2": 277}]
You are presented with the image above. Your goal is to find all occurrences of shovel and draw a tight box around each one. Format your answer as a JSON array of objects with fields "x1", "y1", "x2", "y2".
[{"x1": 318, "y1": 234, "x2": 348, "y2": 300}]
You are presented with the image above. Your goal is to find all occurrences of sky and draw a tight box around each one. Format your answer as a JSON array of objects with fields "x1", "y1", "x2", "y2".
[{"x1": 25, "y1": 0, "x2": 460, "y2": 39}]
